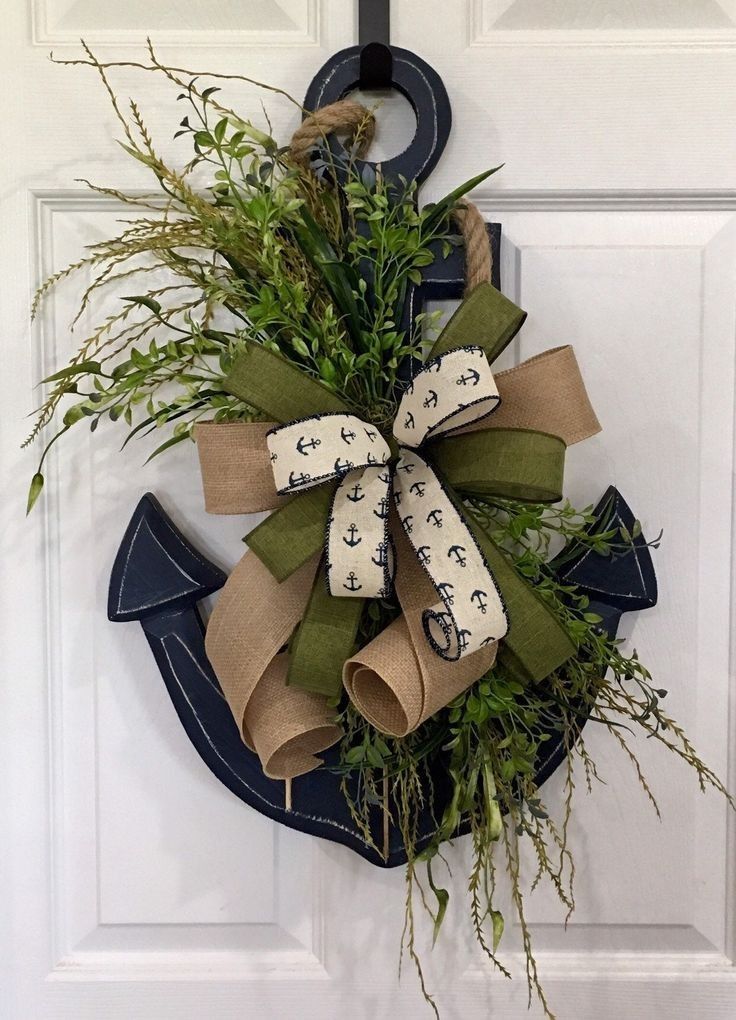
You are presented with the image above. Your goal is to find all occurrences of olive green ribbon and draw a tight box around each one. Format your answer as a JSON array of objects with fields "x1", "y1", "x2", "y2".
[{"x1": 223, "y1": 283, "x2": 579, "y2": 697}]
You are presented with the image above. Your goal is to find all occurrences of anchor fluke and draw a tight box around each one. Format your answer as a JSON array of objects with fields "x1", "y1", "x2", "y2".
[
  {"x1": 107, "y1": 493, "x2": 227, "y2": 622},
  {"x1": 551, "y1": 486, "x2": 658, "y2": 634}
]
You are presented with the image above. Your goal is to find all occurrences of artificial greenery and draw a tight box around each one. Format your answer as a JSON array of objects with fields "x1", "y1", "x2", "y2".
[
  {"x1": 27, "y1": 45, "x2": 733, "y2": 1020},
  {"x1": 25, "y1": 41, "x2": 488, "y2": 505}
]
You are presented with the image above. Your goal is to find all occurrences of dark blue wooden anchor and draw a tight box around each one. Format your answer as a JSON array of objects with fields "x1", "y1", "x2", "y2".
[
  {"x1": 108, "y1": 486, "x2": 656, "y2": 867},
  {"x1": 105, "y1": 15, "x2": 658, "y2": 868}
]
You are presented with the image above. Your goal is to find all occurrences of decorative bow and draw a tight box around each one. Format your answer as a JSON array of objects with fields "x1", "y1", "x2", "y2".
[
  {"x1": 266, "y1": 346, "x2": 508, "y2": 659},
  {"x1": 195, "y1": 284, "x2": 602, "y2": 778}
]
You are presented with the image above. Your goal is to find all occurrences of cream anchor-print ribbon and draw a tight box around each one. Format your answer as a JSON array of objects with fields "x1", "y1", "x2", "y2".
[{"x1": 266, "y1": 346, "x2": 508, "y2": 660}]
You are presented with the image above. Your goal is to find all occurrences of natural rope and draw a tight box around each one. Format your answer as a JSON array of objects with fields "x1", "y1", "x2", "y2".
[
  {"x1": 290, "y1": 99, "x2": 376, "y2": 168},
  {"x1": 453, "y1": 201, "x2": 493, "y2": 292},
  {"x1": 290, "y1": 101, "x2": 491, "y2": 294}
]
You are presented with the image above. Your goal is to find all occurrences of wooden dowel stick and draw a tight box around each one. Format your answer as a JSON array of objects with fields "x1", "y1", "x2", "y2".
[{"x1": 382, "y1": 771, "x2": 390, "y2": 861}]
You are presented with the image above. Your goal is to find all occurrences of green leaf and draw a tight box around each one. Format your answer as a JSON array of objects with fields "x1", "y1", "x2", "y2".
[
  {"x1": 482, "y1": 761, "x2": 503, "y2": 840},
  {"x1": 292, "y1": 208, "x2": 364, "y2": 346},
  {"x1": 318, "y1": 357, "x2": 337, "y2": 383},
  {"x1": 42, "y1": 360, "x2": 102, "y2": 384},
  {"x1": 423, "y1": 165, "x2": 504, "y2": 232},
  {"x1": 427, "y1": 860, "x2": 449, "y2": 947},
  {"x1": 491, "y1": 909, "x2": 504, "y2": 952},
  {"x1": 366, "y1": 745, "x2": 384, "y2": 768},
  {"x1": 121, "y1": 295, "x2": 162, "y2": 316},
  {"x1": 117, "y1": 141, "x2": 157, "y2": 168},
  {"x1": 62, "y1": 402, "x2": 88, "y2": 427},
  {"x1": 143, "y1": 431, "x2": 189, "y2": 463},
  {"x1": 26, "y1": 472, "x2": 44, "y2": 514},
  {"x1": 130, "y1": 348, "x2": 148, "y2": 369},
  {"x1": 291, "y1": 337, "x2": 310, "y2": 358}
]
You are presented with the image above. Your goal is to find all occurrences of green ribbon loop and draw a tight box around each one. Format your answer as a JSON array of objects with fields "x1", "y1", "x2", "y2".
[
  {"x1": 438, "y1": 479, "x2": 575, "y2": 683},
  {"x1": 224, "y1": 339, "x2": 350, "y2": 422},
  {"x1": 432, "y1": 428, "x2": 565, "y2": 504},
  {"x1": 288, "y1": 563, "x2": 364, "y2": 698},
  {"x1": 467, "y1": 518, "x2": 575, "y2": 682},
  {"x1": 429, "y1": 282, "x2": 527, "y2": 365}
]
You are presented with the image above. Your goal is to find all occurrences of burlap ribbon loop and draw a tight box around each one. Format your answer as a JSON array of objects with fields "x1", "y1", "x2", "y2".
[
  {"x1": 343, "y1": 522, "x2": 497, "y2": 736},
  {"x1": 204, "y1": 552, "x2": 341, "y2": 779}
]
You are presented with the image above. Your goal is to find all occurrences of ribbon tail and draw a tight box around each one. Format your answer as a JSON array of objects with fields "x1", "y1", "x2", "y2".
[
  {"x1": 247, "y1": 485, "x2": 333, "y2": 581},
  {"x1": 482, "y1": 345, "x2": 601, "y2": 446},
  {"x1": 431, "y1": 427, "x2": 566, "y2": 504},
  {"x1": 195, "y1": 421, "x2": 286, "y2": 514},
  {"x1": 465, "y1": 514, "x2": 576, "y2": 683},
  {"x1": 288, "y1": 560, "x2": 364, "y2": 698},
  {"x1": 224, "y1": 337, "x2": 351, "y2": 422},
  {"x1": 428, "y1": 281, "x2": 526, "y2": 365},
  {"x1": 393, "y1": 448, "x2": 507, "y2": 659},
  {"x1": 327, "y1": 466, "x2": 393, "y2": 598}
]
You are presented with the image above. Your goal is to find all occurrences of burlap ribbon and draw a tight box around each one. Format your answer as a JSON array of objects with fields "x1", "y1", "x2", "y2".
[
  {"x1": 195, "y1": 421, "x2": 285, "y2": 514},
  {"x1": 195, "y1": 288, "x2": 600, "y2": 772},
  {"x1": 204, "y1": 551, "x2": 342, "y2": 778}
]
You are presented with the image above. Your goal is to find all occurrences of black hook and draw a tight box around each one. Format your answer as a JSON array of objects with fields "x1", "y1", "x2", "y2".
[{"x1": 358, "y1": 0, "x2": 392, "y2": 89}]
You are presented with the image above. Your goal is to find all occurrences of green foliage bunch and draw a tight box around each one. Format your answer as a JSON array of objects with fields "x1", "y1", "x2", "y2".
[{"x1": 26, "y1": 40, "x2": 488, "y2": 508}]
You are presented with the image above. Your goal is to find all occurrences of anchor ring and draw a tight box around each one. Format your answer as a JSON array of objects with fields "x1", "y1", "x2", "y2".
[{"x1": 303, "y1": 44, "x2": 452, "y2": 185}]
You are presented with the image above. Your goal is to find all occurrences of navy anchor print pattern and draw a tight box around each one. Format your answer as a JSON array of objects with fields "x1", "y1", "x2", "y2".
[{"x1": 266, "y1": 347, "x2": 508, "y2": 656}]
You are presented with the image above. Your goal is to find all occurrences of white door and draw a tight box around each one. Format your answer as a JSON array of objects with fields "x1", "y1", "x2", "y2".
[{"x1": 2, "y1": 2, "x2": 736, "y2": 1018}]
